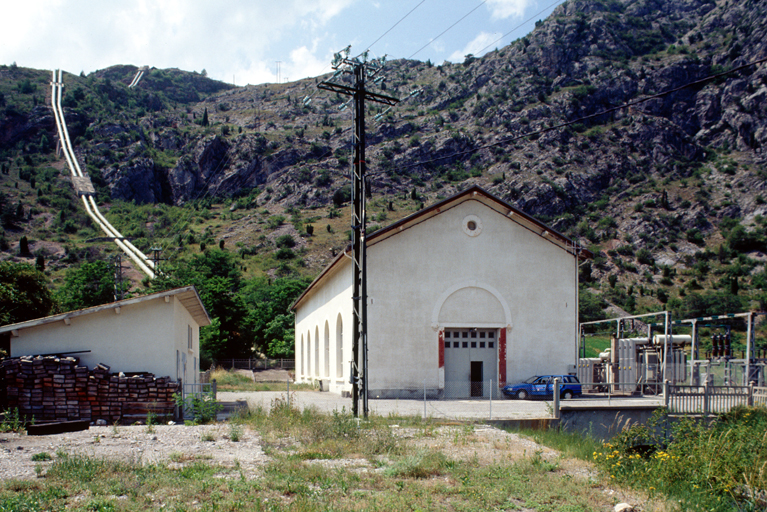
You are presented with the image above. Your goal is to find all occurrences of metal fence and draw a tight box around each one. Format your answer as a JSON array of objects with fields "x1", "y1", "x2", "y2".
[
  {"x1": 368, "y1": 380, "x2": 504, "y2": 400},
  {"x1": 666, "y1": 383, "x2": 766, "y2": 415},
  {"x1": 183, "y1": 380, "x2": 217, "y2": 398},
  {"x1": 214, "y1": 359, "x2": 295, "y2": 370},
  {"x1": 686, "y1": 360, "x2": 765, "y2": 387}
]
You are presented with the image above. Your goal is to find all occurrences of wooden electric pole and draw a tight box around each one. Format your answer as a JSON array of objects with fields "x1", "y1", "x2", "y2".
[{"x1": 318, "y1": 48, "x2": 398, "y2": 417}]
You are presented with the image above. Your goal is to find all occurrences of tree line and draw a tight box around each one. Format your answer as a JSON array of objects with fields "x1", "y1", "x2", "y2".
[{"x1": 0, "y1": 250, "x2": 310, "y2": 368}]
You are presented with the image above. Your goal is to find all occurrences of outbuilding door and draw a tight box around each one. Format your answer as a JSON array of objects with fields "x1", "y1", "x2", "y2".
[{"x1": 443, "y1": 328, "x2": 498, "y2": 398}]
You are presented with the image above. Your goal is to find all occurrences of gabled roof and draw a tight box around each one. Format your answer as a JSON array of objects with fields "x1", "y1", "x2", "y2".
[
  {"x1": 292, "y1": 185, "x2": 590, "y2": 311},
  {"x1": 0, "y1": 286, "x2": 211, "y2": 335}
]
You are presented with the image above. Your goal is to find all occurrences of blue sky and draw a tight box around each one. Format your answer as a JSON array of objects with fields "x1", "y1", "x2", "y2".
[{"x1": 1, "y1": 0, "x2": 564, "y2": 85}]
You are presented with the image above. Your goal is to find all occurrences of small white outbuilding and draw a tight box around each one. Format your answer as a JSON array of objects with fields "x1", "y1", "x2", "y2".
[
  {"x1": 0, "y1": 286, "x2": 210, "y2": 386},
  {"x1": 292, "y1": 186, "x2": 589, "y2": 398}
]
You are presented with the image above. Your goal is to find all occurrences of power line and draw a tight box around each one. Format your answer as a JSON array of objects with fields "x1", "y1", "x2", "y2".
[
  {"x1": 399, "y1": 55, "x2": 767, "y2": 171},
  {"x1": 365, "y1": 0, "x2": 427, "y2": 52},
  {"x1": 408, "y1": 1, "x2": 488, "y2": 59},
  {"x1": 472, "y1": 0, "x2": 565, "y2": 57}
]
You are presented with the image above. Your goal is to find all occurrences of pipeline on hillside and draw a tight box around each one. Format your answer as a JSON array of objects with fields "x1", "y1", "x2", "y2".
[{"x1": 50, "y1": 69, "x2": 155, "y2": 279}]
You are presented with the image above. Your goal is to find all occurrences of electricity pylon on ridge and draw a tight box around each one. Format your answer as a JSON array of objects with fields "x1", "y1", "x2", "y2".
[{"x1": 318, "y1": 47, "x2": 399, "y2": 418}]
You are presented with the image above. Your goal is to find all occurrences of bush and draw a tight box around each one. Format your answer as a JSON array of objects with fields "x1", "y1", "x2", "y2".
[
  {"x1": 174, "y1": 391, "x2": 222, "y2": 424},
  {"x1": 275, "y1": 234, "x2": 295, "y2": 248},
  {"x1": 593, "y1": 407, "x2": 767, "y2": 511},
  {"x1": 275, "y1": 248, "x2": 295, "y2": 260}
]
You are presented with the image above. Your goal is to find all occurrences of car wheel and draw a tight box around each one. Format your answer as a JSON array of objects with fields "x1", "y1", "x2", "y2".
[
  {"x1": 562, "y1": 390, "x2": 573, "y2": 400},
  {"x1": 517, "y1": 390, "x2": 529, "y2": 400}
]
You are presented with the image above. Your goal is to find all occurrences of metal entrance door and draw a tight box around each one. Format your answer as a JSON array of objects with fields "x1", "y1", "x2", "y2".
[
  {"x1": 444, "y1": 328, "x2": 498, "y2": 398},
  {"x1": 470, "y1": 361, "x2": 483, "y2": 397}
]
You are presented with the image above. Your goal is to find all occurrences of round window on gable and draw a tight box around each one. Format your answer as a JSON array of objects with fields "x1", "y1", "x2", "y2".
[{"x1": 462, "y1": 215, "x2": 483, "y2": 237}]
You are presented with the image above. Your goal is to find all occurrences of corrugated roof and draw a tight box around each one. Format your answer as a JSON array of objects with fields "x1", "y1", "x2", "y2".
[
  {"x1": 291, "y1": 185, "x2": 590, "y2": 310},
  {"x1": 0, "y1": 286, "x2": 211, "y2": 334}
]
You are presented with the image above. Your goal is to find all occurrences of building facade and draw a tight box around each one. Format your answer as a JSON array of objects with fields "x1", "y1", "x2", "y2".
[
  {"x1": 0, "y1": 286, "x2": 210, "y2": 387},
  {"x1": 293, "y1": 186, "x2": 588, "y2": 398}
]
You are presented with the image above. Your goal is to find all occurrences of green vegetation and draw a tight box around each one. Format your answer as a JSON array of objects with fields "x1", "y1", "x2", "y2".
[
  {"x1": 173, "y1": 390, "x2": 222, "y2": 425},
  {"x1": 209, "y1": 368, "x2": 314, "y2": 392},
  {"x1": 0, "y1": 406, "x2": 634, "y2": 511},
  {"x1": 56, "y1": 260, "x2": 125, "y2": 311},
  {"x1": 0, "y1": 262, "x2": 57, "y2": 325},
  {"x1": 593, "y1": 406, "x2": 767, "y2": 511}
]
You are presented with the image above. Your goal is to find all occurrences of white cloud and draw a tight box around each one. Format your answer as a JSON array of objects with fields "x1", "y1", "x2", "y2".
[
  {"x1": 448, "y1": 31, "x2": 502, "y2": 62},
  {"x1": 486, "y1": 0, "x2": 533, "y2": 20},
  {"x1": 0, "y1": 0, "x2": 358, "y2": 85}
]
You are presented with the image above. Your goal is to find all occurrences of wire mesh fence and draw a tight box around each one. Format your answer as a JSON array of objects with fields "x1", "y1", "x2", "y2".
[{"x1": 213, "y1": 359, "x2": 295, "y2": 371}]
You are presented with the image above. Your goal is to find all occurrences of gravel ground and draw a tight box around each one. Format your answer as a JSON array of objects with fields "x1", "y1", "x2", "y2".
[
  {"x1": 0, "y1": 420, "x2": 652, "y2": 509},
  {"x1": 0, "y1": 423, "x2": 267, "y2": 481}
]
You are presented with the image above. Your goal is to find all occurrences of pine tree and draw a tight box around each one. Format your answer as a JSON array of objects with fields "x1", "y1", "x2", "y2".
[
  {"x1": 19, "y1": 236, "x2": 30, "y2": 256},
  {"x1": 202, "y1": 107, "x2": 209, "y2": 127}
]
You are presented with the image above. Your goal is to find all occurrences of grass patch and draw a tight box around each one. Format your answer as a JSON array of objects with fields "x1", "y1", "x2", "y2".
[
  {"x1": 0, "y1": 403, "x2": 666, "y2": 510},
  {"x1": 509, "y1": 426, "x2": 602, "y2": 461},
  {"x1": 210, "y1": 368, "x2": 315, "y2": 392},
  {"x1": 592, "y1": 406, "x2": 767, "y2": 511}
]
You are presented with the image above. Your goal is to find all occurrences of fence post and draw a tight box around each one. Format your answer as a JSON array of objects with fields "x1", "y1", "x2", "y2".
[
  {"x1": 553, "y1": 378, "x2": 560, "y2": 420},
  {"x1": 489, "y1": 378, "x2": 492, "y2": 421},
  {"x1": 749, "y1": 381, "x2": 754, "y2": 407},
  {"x1": 211, "y1": 379, "x2": 217, "y2": 399},
  {"x1": 287, "y1": 377, "x2": 290, "y2": 408},
  {"x1": 703, "y1": 381, "x2": 709, "y2": 418},
  {"x1": 663, "y1": 380, "x2": 669, "y2": 409}
]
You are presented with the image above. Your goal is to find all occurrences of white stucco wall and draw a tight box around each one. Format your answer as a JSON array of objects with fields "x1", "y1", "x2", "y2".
[
  {"x1": 294, "y1": 196, "x2": 578, "y2": 397},
  {"x1": 10, "y1": 296, "x2": 199, "y2": 381},
  {"x1": 294, "y1": 258, "x2": 353, "y2": 394},
  {"x1": 365, "y1": 199, "x2": 577, "y2": 393},
  {"x1": 173, "y1": 297, "x2": 200, "y2": 386}
]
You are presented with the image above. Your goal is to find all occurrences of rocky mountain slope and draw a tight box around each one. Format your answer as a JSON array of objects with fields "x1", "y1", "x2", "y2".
[{"x1": 2, "y1": 0, "x2": 767, "y2": 319}]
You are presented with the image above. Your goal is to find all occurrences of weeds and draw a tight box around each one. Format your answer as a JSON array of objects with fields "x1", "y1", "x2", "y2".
[
  {"x1": 174, "y1": 390, "x2": 222, "y2": 424},
  {"x1": 592, "y1": 406, "x2": 767, "y2": 511},
  {"x1": 0, "y1": 406, "x2": 661, "y2": 511},
  {"x1": 145, "y1": 411, "x2": 157, "y2": 434},
  {"x1": 0, "y1": 408, "x2": 29, "y2": 433},
  {"x1": 228, "y1": 422, "x2": 242, "y2": 442}
]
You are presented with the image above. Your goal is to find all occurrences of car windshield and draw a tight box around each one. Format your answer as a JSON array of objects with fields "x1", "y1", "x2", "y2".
[{"x1": 523, "y1": 376, "x2": 539, "y2": 384}]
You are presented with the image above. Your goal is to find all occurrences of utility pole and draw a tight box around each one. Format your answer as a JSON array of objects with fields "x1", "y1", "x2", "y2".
[
  {"x1": 114, "y1": 255, "x2": 125, "y2": 301},
  {"x1": 318, "y1": 47, "x2": 398, "y2": 418},
  {"x1": 150, "y1": 246, "x2": 164, "y2": 274}
]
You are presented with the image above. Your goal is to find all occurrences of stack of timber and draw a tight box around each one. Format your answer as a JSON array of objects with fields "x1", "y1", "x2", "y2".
[{"x1": 0, "y1": 355, "x2": 179, "y2": 424}]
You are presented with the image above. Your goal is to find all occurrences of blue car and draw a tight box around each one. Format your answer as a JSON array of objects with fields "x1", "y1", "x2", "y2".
[{"x1": 502, "y1": 375, "x2": 582, "y2": 400}]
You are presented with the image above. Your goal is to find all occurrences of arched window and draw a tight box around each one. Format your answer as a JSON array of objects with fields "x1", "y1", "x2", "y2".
[
  {"x1": 324, "y1": 321, "x2": 330, "y2": 378},
  {"x1": 307, "y1": 330, "x2": 312, "y2": 377},
  {"x1": 336, "y1": 314, "x2": 343, "y2": 378},
  {"x1": 300, "y1": 334, "x2": 304, "y2": 377},
  {"x1": 315, "y1": 326, "x2": 320, "y2": 376}
]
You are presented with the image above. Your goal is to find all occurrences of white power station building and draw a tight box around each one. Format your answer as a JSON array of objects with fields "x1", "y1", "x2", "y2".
[{"x1": 292, "y1": 186, "x2": 589, "y2": 398}]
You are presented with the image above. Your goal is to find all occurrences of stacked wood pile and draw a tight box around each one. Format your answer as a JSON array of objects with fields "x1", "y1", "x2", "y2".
[{"x1": 0, "y1": 355, "x2": 179, "y2": 424}]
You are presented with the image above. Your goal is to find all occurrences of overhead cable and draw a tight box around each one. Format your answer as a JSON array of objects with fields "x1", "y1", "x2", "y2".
[{"x1": 408, "y1": 1, "x2": 488, "y2": 59}]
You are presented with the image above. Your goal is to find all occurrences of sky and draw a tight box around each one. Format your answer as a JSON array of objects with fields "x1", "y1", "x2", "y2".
[{"x1": 1, "y1": 0, "x2": 565, "y2": 86}]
